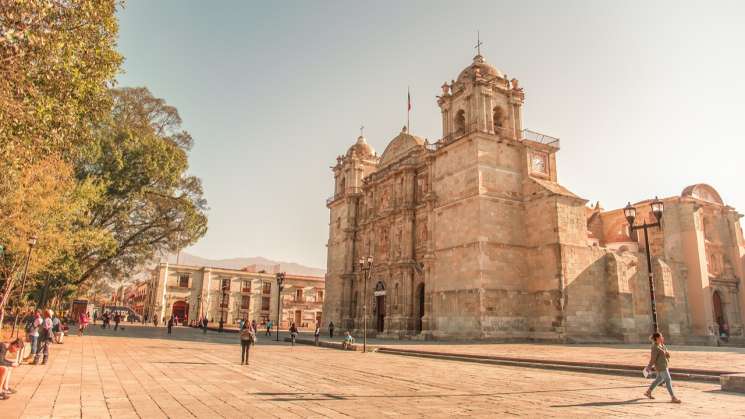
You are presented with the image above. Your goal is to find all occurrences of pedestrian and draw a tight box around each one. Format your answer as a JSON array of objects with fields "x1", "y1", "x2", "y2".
[
  {"x1": 314, "y1": 324, "x2": 320, "y2": 346},
  {"x1": 289, "y1": 322, "x2": 298, "y2": 346},
  {"x1": 78, "y1": 312, "x2": 89, "y2": 337},
  {"x1": 239, "y1": 325, "x2": 256, "y2": 365},
  {"x1": 92, "y1": 311, "x2": 97, "y2": 325},
  {"x1": 167, "y1": 316, "x2": 174, "y2": 335},
  {"x1": 329, "y1": 321, "x2": 335, "y2": 339},
  {"x1": 0, "y1": 339, "x2": 23, "y2": 400},
  {"x1": 202, "y1": 317, "x2": 208, "y2": 334},
  {"x1": 24, "y1": 310, "x2": 41, "y2": 363},
  {"x1": 33, "y1": 309, "x2": 54, "y2": 365},
  {"x1": 52, "y1": 314, "x2": 64, "y2": 344},
  {"x1": 153, "y1": 317, "x2": 159, "y2": 327},
  {"x1": 113, "y1": 313, "x2": 121, "y2": 331},
  {"x1": 239, "y1": 319, "x2": 245, "y2": 330},
  {"x1": 266, "y1": 320, "x2": 273, "y2": 336},
  {"x1": 251, "y1": 319, "x2": 258, "y2": 333},
  {"x1": 342, "y1": 331, "x2": 355, "y2": 350},
  {"x1": 644, "y1": 332, "x2": 682, "y2": 403}
]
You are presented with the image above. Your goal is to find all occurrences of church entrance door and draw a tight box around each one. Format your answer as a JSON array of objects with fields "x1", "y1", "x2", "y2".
[
  {"x1": 376, "y1": 295, "x2": 385, "y2": 332},
  {"x1": 416, "y1": 284, "x2": 425, "y2": 333},
  {"x1": 713, "y1": 290, "x2": 725, "y2": 332},
  {"x1": 374, "y1": 281, "x2": 386, "y2": 333}
]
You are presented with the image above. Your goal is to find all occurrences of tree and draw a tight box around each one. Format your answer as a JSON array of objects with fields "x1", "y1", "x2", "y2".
[
  {"x1": 0, "y1": 0, "x2": 122, "y2": 321},
  {"x1": 71, "y1": 87, "x2": 208, "y2": 285}
]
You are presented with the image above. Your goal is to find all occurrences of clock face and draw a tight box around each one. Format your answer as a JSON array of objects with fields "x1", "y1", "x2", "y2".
[{"x1": 531, "y1": 153, "x2": 547, "y2": 174}]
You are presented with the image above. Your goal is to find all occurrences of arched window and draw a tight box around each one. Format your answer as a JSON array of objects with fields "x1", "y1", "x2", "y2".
[
  {"x1": 493, "y1": 106, "x2": 505, "y2": 130},
  {"x1": 454, "y1": 110, "x2": 466, "y2": 135}
]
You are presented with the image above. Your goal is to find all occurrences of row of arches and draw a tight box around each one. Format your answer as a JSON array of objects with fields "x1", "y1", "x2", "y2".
[{"x1": 453, "y1": 106, "x2": 507, "y2": 136}]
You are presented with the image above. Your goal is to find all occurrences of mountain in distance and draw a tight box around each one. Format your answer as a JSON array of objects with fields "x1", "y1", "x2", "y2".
[{"x1": 163, "y1": 251, "x2": 326, "y2": 277}]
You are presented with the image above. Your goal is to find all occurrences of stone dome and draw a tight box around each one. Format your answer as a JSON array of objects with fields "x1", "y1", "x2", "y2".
[
  {"x1": 456, "y1": 55, "x2": 504, "y2": 83},
  {"x1": 346, "y1": 135, "x2": 375, "y2": 158}
]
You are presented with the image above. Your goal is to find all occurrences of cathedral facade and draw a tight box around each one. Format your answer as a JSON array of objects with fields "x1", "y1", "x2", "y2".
[{"x1": 323, "y1": 53, "x2": 745, "y2": 344}]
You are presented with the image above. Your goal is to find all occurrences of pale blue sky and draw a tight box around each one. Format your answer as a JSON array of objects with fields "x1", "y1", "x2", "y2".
[{"x1": 117, "y1": 1, "x2": 745, "y2": 269}]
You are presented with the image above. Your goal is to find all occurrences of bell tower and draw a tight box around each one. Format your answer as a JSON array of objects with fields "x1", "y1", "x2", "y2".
[{"x1": 437, "y1": 53, "x2": 524, "y2": 141}]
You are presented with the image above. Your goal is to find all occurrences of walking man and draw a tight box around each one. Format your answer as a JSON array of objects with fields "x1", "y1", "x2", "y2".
[
  {"x1": 167, "y1": 316, "x2": 174, "y2": 335},
  {"x1": 314, "y1": 324, "x2": 320, "y2": 346},
  {"x1": 328, "y1": 321, "x2": 335, "y2": 339},
  {"x1": 289, "y1": 322, "x2": 298, "y2": 346},
  {"x1": 113, "y1": 313, "x2": 121, "y2": 331},
  {"x1": 202, "y1": 317, "x2": 208, "y2": 334},
  {"x1": 266, "y1": 320, "x2": 273, "y2": 336}
]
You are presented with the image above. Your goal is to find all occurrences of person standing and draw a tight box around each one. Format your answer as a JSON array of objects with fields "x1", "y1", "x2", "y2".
[
  {"x1": 33, "y1": 310, "x2": 53, "y2": 365},
  {"x1": 167, "y1": 316, "x2": 174, "y2": 335},
  {"x1": 25, "y1": 311, "x2": 41, "y2": 363},
  {"x1": 239, "y1": 319, "x2": 245, "y2": 331},
  {"x1": 113, "y1": 313, "x2": 121, "y2": 331},
  {"x1": 289, "y1": 322, "x2": 298, "y2": 346},
  {"x1": 51, "y1": 314, "x2": 63, "y2": 344},
  {"x1": 202, "y1": 317, "x2": 208, "y2": 334},
  {"x1": 239, "y1": 326, "x2": 256, "y2": 365},
  {"x1": 251, "y1": 319, "x2": 258, "y2": 333},
  {"x1": 314, "y1": 324, "x2": 320, "y2": 346},
  {"x1": 78, "y1": 312, "x2": 89, "y2": 337},
  {"x1": 644, "y1": 332, "x2": 682, "y2": 403},
  {"x1": 265, "y1": 320, "x2": 273, "y2": 336},
  {"x1": 328, "y1": 321, "x2": 335, "y2": 339}
]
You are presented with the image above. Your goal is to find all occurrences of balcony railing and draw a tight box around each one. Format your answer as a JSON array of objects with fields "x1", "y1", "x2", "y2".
[
  {"x1": 426, "y1": 123, "x2": 560, "y2": 151},
  {"x1": 521, "y1": 129, "x2": 560, "y2": 149},
  {"x1": 326, "y1": 186, "x2": 363, "y2": 205}
]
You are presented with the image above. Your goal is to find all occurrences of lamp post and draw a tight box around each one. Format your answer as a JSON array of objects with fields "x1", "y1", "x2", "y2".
[
  {"x1": 219, "y1": 280, "x2": 229, "y2": 332},
  {"x1": 624, "y1": 197, "x2": 664, "y2": 333},
  {"x1": 358, "y1": 256, "x2": 373, "y2": 353},
  {"x1": 12, "y1": 235, "x2": 37, "y2": 338},
  {"x1": 275, "y1": 272, "x2": 285, "y2": 341}
]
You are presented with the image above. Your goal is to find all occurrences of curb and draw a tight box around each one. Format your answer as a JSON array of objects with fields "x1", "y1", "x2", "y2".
[{"x1": 375, "y1": 347, "x2": 727, "y2": 383}]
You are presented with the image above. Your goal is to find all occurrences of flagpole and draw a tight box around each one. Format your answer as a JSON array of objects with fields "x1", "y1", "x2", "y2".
[{"x1": 407, "y1": 86, "x2": 411, "y2": 132}]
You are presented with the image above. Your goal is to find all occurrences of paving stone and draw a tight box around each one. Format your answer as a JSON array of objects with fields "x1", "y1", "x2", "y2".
[{"x1": 3, "y1": 325, "x2": 745, "y2": 418}]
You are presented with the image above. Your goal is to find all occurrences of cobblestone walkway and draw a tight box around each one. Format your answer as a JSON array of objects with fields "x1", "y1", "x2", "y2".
[{"x1": 3, "y1": 326, "x2": 744, "y2": 418}]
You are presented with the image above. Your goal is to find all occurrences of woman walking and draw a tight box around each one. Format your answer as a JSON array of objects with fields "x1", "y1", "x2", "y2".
[
  {"x1": 239, "y1": 326, "x2": 256, "y2": 365},
  {"x1": 78, "y1": 312, "x2": 89, "y2": 337},
  {"x1": 644, "y1": 332, "x2": 682, "y2": 403}
]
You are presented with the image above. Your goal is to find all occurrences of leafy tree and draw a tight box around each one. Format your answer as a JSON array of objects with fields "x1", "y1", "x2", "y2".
[
  {"x1": 0, "y1": 0, "x2": 122, "y2": 320},
  {"x1": 70, "y1": 87, "x2": 209, "y2": 285}
]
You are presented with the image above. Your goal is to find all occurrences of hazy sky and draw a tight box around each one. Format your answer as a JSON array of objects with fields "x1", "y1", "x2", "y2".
[{"x1": 117, "y1": 1, "x2": 745, "y2": 269}]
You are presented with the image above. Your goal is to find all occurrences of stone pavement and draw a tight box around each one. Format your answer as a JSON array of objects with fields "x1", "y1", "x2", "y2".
[{"x1": 3, "y1": 325, "x2": 745, "y2": 418}]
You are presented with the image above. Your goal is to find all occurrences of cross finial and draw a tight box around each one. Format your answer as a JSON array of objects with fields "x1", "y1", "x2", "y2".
[
  {"x1": 475, "y1": 30, "x2": 483, "y2": 56},
  {"x1": 360, "y1": 124, "x2": 364, "y2": 137}
]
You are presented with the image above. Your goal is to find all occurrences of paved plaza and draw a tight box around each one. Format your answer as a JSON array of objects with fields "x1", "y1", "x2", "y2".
[{"x1": 3, "y1": 325, "x2": 745, "y2": 418}]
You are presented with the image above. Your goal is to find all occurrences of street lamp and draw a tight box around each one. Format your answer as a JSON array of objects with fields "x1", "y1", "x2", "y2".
[
  {"x1": 624, "y1": 197, "x2": 664, "y2": 333},
  {"x1": 219, "y1": 280, "x2": 229, "y2": 332},
  {"x1": 358, "y1": 256, "x2": 373, "y2": 353},
  {"x1": 12, "y1": 235, "x2": 37, "y2": 338},
  {"x1": 275, "y1": 272, "x2": 285, "y2": 341}
]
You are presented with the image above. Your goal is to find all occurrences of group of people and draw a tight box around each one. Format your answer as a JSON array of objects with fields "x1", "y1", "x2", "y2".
[{"x1": 97, "y1": 311, "x2": 124, "y2": 331}]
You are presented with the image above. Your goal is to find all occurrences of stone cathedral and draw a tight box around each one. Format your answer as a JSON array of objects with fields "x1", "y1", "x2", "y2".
[{"x1": 323, "y1": 52, "x2": 745, "y2": 344}]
